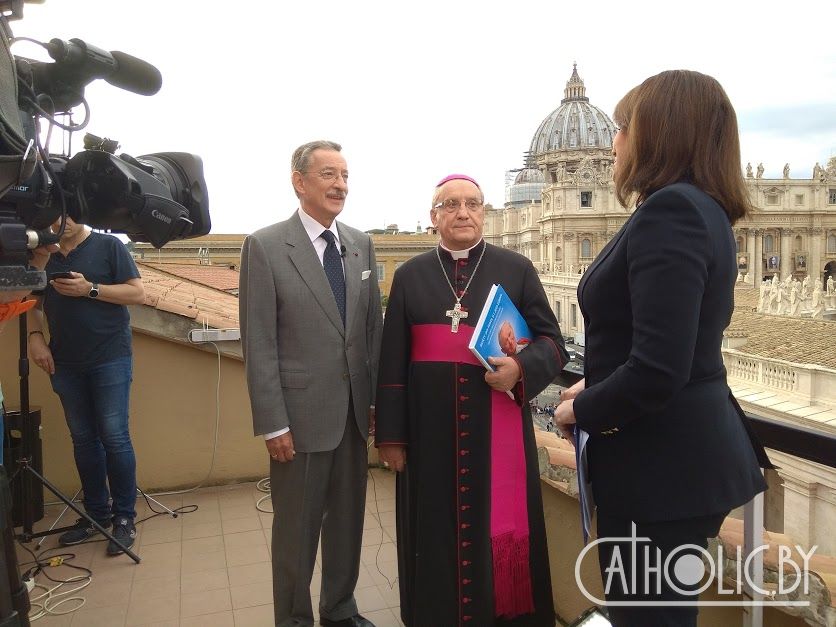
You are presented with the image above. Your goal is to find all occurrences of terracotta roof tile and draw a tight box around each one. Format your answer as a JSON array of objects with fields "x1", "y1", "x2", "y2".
[
  {"x1": 730, "y1": 286, "x2": 836, "y2": 369},
  {"x1": 139, "y1": 262, "x2": 240, "y2": 292},
  {"x1": 718, "y1": 517, "x2": 835, "y2": 609},
  {"x1": 137, "y1": 264, "x2": 238, "y2": 328}
]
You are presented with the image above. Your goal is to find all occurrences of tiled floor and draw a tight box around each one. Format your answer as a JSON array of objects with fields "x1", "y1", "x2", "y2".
[{"x1": 16, "y1": 468, "x2": 402, "y2": 626}]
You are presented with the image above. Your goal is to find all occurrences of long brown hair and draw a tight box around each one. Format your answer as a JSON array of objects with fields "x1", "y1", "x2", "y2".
[{"x1": 612, "y1": 70, "x2": 752, "y2": 224}]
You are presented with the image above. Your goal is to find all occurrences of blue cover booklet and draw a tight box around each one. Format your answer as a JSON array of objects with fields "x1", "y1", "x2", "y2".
[{"x1": 468, "y1": 284, "x2": 531, "y2": 397}]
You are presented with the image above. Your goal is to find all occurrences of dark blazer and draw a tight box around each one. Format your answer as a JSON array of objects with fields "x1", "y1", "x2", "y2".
[{"x1": 573, "y1": 183, "x2": 768, "y2": 522}]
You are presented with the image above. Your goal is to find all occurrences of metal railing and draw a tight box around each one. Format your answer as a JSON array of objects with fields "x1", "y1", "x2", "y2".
[{"x1": 742, "y1": 412, "x2": 836, "y2": 627}]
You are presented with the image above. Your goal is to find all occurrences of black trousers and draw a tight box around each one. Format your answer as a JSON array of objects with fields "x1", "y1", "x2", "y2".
[{"x1": 595, "y1": 510, "x2": 728, "y2": 627}]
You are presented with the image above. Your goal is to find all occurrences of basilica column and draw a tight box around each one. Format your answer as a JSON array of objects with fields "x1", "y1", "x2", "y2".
[
  {"x1": 596, "y1": 231, "x2": 607, "y2": 259},
  {"x1": 810, "y1": 228, "x2": 824, "y2": 282},
  {"x1": 752, "y1": 229, "x2": 763, "y2": 285},
  {"x1": 543, "y1": 235, "x2": 552, "y2": 273},
  {"x1": 780, "y1": 228, "x2": 793, "y2": 278},
  {"x1": 563, "y1": 232, "x2": 577, "y2": 271},
  {"x1": 747, "y1": 229, "x2": 760, "y2": 284}
]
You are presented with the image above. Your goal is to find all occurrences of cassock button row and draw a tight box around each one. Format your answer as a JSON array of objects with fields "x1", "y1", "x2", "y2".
[
  {"x1": 459, "y1": 395, "x2": 469, "y2": 401},
  {"x1": 462, "y1": 541, "x2": 471, "y2": 547},
  {"x1": 460, "y1": 486, "x2": 469, "y2": 493},
  {"x1": 460, "y1": 431, "x2": 469, "y2": 437},
  {"x1": 459, "y1": 377, "x2": 467, "y2": 383},
  {"x1": 460, "y1": 414, "x2": 469, "y2": 420},
  {"x1": 461, "y1": 505, "x2": 471, "y2": 511},
  {"x1": 459, "y1": 449, "x2": 470, "y2": 456},
  {"x1": 463, "y1": 597, "x2": 471, "y2": 603},
  {"x1": 462, "y1": 578, "x2": 471, "y2": 585},
  {"x1": 461, "y1": 523, "x2": 471, "y2": 529},
  {"x1": 460, "y1": 468, "x2": 470, "y2": 475},
  {"x1": 461, "y1": 560, "x2": 471, "y2": 566}
]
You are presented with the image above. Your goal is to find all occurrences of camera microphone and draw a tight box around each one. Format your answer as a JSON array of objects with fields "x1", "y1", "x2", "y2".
[
  {"x1": 340, "y1": 244, "x2": 346, "y2": 258},
  {"x1": 44, "y1": 38, "x2": 162, "y2": 97}
]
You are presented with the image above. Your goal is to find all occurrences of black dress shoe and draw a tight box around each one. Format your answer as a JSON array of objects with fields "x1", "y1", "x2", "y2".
[{"x1": 319, "y1": 614, "x2": 375, "y2": 627}]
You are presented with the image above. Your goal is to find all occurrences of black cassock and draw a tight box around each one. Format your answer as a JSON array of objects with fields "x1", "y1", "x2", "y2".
[{"x1": 376, "y1": 241, "x2": 568, "y2": 627}]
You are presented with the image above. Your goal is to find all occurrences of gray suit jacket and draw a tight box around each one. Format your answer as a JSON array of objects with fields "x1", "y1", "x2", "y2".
[{"x1": 239, "y1": 212, "x2": 383, "y2": 452}]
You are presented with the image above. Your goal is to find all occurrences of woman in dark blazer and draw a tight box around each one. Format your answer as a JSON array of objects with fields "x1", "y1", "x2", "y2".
[{"x1": 555, "y1": 70, "x2": 771, "y2": 627}]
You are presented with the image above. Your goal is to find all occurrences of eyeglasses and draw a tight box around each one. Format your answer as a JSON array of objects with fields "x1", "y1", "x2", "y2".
[
  {"x1": 433, "y1": 198, "x2": 484, "y2": 213},
  {"x1": 303, "y1": 168, "x2": 349, "y2": 182}
]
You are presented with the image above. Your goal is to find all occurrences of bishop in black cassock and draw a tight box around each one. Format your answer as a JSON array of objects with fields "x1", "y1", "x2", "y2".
[{"x1": 376, "y1": 174, "x2": 568, "y2": 627}]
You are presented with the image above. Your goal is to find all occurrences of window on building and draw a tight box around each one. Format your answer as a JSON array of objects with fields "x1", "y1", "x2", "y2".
[
  {"x1": 795, "y1": 194, "x2": 804, "y2": 206},
  {"x1": 763, "y1": 234, "x2": 774, "y2": 253},
  {"x1": 580, "y1": 191, "x2": 593, "y2": 208},
  {"x1": 555, "y1": 246, "x2": 563, "y2": 261},
  {"x1": 571, "y1": 304, "x2": 578, "y2": 328},
  {"x1": 829, "y1": 189, "x2": 836, "y2": 204},
  {"x1": 766, "y1": 194, "x2": 779, "y2": 205},
  {"x1": 581, "y1": 238, "x2": 592, "y2": 258},
  {"x1": 736, "y1": 237, "x2": 744, "y2": 252},
  {"x1": 828, "y1": 234, "x2": 836, "y2": 253},
  {"x1": 376, "y1": 263, "x2": 385, "y2": 282},
  {"x1": 555, "y1": 301, "x2": 561, "y2": 323},
  {"x1": 794, "y1": 235, "x2": 802, "y2": 251}
]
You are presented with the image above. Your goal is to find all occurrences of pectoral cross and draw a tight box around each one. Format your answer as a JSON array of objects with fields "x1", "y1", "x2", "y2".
[{"x1": 445, "y1": 302, "x2": 468, "y2": 333}]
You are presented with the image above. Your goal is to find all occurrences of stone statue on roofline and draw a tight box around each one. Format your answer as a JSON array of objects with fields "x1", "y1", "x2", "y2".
[
  {"x1": 783, "y1": 163, "x2": 790, "y2": 179},
  {"x1": 756, "y1": 163, "x2": 764, "y2": 179},
  {"x1": 767, "y1": 277, "x2": 779, "y2": 314},
  {"x1": 757, "y1": 279, "x2": 769, "y2": 312},
  {"x1": 746, "y1": 162, "x2": 753, "y2": 178},
  {"x1": 811, "y1": 281, "x2": 824, "y2": 319},
  {"x1": 789, "y1": 282, "x2": 802, "y2": 316},
  {"x1": 813, "y1": 162, "x2": 823, "y2": 181},
  {"x1": 774, "y1": 280, "x2": 788, "y2": 315}
]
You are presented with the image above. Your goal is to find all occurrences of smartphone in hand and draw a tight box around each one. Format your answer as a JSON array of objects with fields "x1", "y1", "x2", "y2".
[{"x1": 49, "y1": 271, "x2": 74, "y2": 280}]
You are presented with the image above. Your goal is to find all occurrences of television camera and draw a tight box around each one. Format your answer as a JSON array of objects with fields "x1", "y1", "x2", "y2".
[{"x1": 0, "y1": 0, "x2": 210, "y2": 292}]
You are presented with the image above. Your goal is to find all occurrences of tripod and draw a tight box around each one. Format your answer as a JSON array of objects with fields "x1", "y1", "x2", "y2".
[
  {"x1": 33, "y1": 487, "x2": 178, "y2": 552},
  {"x1": 12, "y1": 314, "x2": 141, "y2": 563}
]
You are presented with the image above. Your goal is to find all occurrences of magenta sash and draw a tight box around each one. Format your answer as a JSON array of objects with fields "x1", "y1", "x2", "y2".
[{"x1": 411, "y1": 324, "x2": 534, "y2": 618}]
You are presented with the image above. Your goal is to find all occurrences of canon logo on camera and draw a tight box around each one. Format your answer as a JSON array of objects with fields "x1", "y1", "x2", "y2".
[{"x1": 151, "y1": 209, "x2": 172, "y2": 224}]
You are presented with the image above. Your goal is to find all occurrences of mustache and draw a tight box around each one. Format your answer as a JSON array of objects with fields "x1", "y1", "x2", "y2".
[{"x1": 327, "y1": 192, "x2": 347, "y2": 200}]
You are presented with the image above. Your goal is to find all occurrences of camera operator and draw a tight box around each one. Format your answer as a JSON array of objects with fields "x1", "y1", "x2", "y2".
[
  {"x1": 0, "y1": 244, "x2": 55, "y2": 468},
  {"x1": 27, "y1": 214, "x2": 145, "y2": 556}
]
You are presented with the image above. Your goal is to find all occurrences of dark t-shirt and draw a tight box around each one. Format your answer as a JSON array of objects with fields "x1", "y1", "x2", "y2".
[{"x1": 44, "y1": 232, "x2": 141, "y2": 366}]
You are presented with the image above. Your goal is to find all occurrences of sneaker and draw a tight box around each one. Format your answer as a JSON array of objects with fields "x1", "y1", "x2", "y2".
[
  {"x1": 106, "y1": 518, "x2": 136, "y2": 556},
  {"x1": 58, "y1": 517, "x2": 112, "y2": 546}
]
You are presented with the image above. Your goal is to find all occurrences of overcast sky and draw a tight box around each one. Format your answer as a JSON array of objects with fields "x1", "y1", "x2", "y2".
[{"x1": 12, "y1": 1, "x2": 836, "y2": 237}]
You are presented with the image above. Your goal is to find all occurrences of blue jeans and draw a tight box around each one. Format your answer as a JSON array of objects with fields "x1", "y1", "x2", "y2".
[{"x1": 51, "y1": 356, "x2": 136, "y2": 522}]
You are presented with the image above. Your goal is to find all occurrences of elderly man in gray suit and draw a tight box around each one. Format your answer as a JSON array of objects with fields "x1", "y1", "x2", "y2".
[{"x1": 239, "y1": 140, "x2": 383, "y2": 627}]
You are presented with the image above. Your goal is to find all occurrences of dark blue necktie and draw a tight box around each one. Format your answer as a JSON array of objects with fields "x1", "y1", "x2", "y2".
[{"x1": 320, "y1": 230, "x2": 346, "y2": 326}]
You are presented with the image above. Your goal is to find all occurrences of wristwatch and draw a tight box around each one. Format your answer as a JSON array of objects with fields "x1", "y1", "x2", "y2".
[{"x1": 88, "y1": 283, "x2": 100, "y2": 298}]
